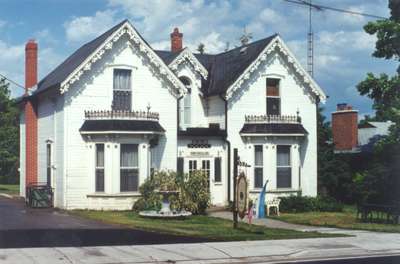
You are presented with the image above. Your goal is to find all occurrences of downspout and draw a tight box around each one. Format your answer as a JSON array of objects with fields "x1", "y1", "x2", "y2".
[{"x1": 220, "y1": 94, "x2": 231, "y2": 203}]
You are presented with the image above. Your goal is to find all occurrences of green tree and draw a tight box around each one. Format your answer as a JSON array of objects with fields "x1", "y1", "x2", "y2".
[
  {"x1": 355, "y1": 0, "x2": 400, "y2": 203},
  {"x1": 317, "y1": 107, "x2": 353, "y2": 202},
  {"x1": 0, "y1": 78, "x2": 19, "y2": 184}
]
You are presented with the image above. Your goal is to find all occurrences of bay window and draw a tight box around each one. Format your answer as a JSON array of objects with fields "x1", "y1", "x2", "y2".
[
  {"x1": 95, "y1": 144, "x2": 105, "y2": 192},
  {"x1": 277, "y1": 145, "x2": 291, "y2": 188},
  {"x1": 254, "y1": 145, "x2": 263, "y2": 188},
  {"x1": 120, "y1": 144, "x2": 139, "y2": 192}
]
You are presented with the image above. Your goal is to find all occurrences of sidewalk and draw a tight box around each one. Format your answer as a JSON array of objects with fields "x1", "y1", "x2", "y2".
[{"x1": 1, "y1": 229, "x2": 400, "y2": 263}]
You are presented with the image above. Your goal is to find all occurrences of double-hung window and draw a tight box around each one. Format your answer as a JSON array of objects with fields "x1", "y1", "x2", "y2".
[
  {"x1": 277, "y1": 145, "x2": 291, "y2": 188},
  {"x1": 120, "y1": 144, "x2": 139, "y2": 192},
  {"x1": 183, "y1": 90, "x2": 191, "y2": 125},
  {"x1": 112, "y1": 69, "x2": 132, "y2": 111},
  {"x1": 95, "y1": 144, "x2": 105, "y2": 192},
  {"x1": 266, "y1": 78, "x2": 280, "y2": 116},
  {"x1": 254, "y1": 145, "x2": 263, "y2": 188},
  {"x1": 189, "y1": 160, "x2": 197, "y2": 176}
]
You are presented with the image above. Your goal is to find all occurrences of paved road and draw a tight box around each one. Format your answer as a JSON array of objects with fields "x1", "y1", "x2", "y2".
[
  {"x1": 292, "y1": 255, "x2": 400, "y2": 264},
  {"x1": 0, "y1": 196, "x2": 210, "y2": 248}
]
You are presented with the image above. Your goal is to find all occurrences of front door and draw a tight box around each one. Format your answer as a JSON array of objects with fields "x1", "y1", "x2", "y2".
[{"x1": 186, "y1": 158, "x2": 214, "y2": 195}]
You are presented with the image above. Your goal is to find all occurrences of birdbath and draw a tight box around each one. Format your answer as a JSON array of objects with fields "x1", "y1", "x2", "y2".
[{"x1": 158, "y1": 190, "x2": 179, "y2": 215}]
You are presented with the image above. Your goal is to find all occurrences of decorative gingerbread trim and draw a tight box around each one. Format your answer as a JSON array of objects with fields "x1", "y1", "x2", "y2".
[
  {"x1": 169, "y1": 48, "x2": 208, "y2": 79},
  {"x1": 60, "y1": 21, "x2": 187, "y2": 97},
  {"x1": 225, "y1": 36, "x2": 326, "y2": 102}
]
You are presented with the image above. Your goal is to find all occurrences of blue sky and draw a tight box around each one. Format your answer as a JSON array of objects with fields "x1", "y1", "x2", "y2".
[{"x1": 0, "y1": 0, "x2": 396, "y2": 119}]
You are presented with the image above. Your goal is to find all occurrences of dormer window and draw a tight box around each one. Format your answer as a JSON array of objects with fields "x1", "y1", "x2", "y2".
[
  {"x1": 179, "y1": 76, "x2": 191, "y2": 128},
  {"x1": 112, "y1": 69, "x2": 132, "y2": 111},
  {"x1": 266, "y1": 78, "x2": 280, "y2": 116}
]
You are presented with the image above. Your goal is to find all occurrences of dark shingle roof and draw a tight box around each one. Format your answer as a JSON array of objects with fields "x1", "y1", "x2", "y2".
[
  {"x1": 155, "y1": 34, "x2": 277, "y2": 96},
  {"x1": 33, "y1": 18, "x2": 277, "y2": 98},
  {"x1": 35, "y1": 20, "x2": 128, "y2": 95},
  {"x1": 240, "y1": 123, "x2": 308, "y2": 135},
  {"x1": 80, "y1": 120, "x2": 165, "y2": 133}
]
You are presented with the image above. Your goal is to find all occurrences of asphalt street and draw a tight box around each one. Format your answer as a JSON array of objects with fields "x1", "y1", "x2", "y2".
[{"x1": 0, "y1": 196, "x2": 211, "y2": 248}]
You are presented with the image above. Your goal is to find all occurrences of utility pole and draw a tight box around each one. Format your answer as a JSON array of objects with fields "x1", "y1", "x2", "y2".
[{"x1": 307, "y1": 0, "x2": 314, "y2": 77}]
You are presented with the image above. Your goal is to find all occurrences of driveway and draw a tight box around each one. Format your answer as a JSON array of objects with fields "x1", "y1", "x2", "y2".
[{"x1": 0, "y1": 196, "x2": 210, "y2": 248}]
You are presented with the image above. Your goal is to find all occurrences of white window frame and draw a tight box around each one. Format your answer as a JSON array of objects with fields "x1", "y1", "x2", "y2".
[
  {"x1": 254, "y1": 145, "x2": 263, "y2": 188},
  {"x1": 95, "y1": 143, "x2": 105, "y2": 192},
  {"x1": 276, "y1": 145, "x2": 292, "y2": 189},
  {"x1": 120, "y1": 144, "x2": 139, "y2": 192}
]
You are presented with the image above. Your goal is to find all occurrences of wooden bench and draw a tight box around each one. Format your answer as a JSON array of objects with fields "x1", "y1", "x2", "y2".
[{"x1": 357, "y1": 203, "x2": 400, "y2": 224}]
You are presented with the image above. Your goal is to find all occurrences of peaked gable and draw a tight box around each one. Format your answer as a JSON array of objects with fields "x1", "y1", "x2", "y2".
[
  {"x1": 225, "y1": 36, "x2": 326, "y2": 102},
  {"x1": 168, "y1": 48, "x2": 208, "y2": 79},
  {"x1": 35, "y1": 20, "x2": 187, "y2": 98}
]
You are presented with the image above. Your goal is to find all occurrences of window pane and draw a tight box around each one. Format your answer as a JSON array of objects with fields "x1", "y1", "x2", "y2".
[
  {"x1": 266, "y1": 78, "x2": 280, "y2": 96},
  {"x1": 120, "y1": 169, "x2": 138, "y2": 192},
  {"x1": 254, "y1": 145, "x2": 263, "y2": 166},
  {"x1": 96, "y1": 144, "x2": 104, "y2": 167},
  {"x1": 113, "y1": 69, "x2": 131, "y2": 91},
  {"x1": 267, "y1": 97, "x2": 280, "y2": 115},
  {"x1": 120, "y1": 144, "x2": 138, "y2": 167},
  {"x1": 277, "y1": 145, "x2": 290, "y2": 166},
  {"x1": 277, "y1": 167, "x2": 291, "y2": 188},
  {"x1": 96, "y1": 169, "x2": 104, "y2": 192},
  {"x1": 214, "y1": 157, "x2": 221, "y2": 182},
  {"x1": 184, "y1": 93, "x2": 191, "y2": 125},
  {"x1": 112, "y1": 90, "x2": 131, "y2": 111},
  {"x1": 254, "y1": 168, "x2": 263, "y2": 188}
]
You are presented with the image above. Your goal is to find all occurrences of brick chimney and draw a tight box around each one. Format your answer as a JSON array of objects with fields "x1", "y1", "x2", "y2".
[
  {"x1": 332, "y1": 103, "x2": 358, "y2": 151},
  {"x1": 170, "y1": 28, "x2": 183, "y2": 53},
  {"x1": 25, "y1": 39, "x2": 38, "y2": 187}
]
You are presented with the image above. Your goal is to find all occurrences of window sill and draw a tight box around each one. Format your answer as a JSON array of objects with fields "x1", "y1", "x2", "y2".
[
  {"x1": 87, "y1": 192, "x2": 141, "y2": 198},
  {"x1": 214, "y1": 182, "x2": 223, "y2": 186}
]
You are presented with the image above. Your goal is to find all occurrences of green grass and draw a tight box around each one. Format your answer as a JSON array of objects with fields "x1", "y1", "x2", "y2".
[
  {"x1": 0, "y1": 184, "x2": 19, "y2": 195},
  {"x1": 70, "y1": 210, "x2": 347, "y2": 241},
  {"x1": 272, "y1": 206, "x2": 400, "y2": 233}
]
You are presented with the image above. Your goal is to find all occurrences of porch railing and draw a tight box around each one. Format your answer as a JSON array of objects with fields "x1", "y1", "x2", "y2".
[
  {"x1": 244, "y1": 114, "x2": 301, "y2": 124},
  {"x1": 84, "y1": 110, "x2": 160, "y2": 121}
]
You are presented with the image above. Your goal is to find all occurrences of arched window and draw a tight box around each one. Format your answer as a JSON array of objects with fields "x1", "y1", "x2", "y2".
[{"x1": 179, "y1": 76, "x2": 191, "y2": 127}]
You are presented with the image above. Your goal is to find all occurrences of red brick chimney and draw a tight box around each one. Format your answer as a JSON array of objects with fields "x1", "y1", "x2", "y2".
[
  {"x1": 25, "y1": 39, "x2": 38, "y2": 187},
  {"x1": 332, "y1": 103, "x2": 358, "y2": 151},
  {"x1": 170, "y1": 28, "x2": 183, "y2": 53}
]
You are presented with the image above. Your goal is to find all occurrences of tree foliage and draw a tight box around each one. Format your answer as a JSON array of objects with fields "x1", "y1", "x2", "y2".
[
  {"x1": 0, "y1": 78, "x2": 19, "y2": 184},
  {"x1": 355, "y1": 0, "x2": 400, "y2": 203}
]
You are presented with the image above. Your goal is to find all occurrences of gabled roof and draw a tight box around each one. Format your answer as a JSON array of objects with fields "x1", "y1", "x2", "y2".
[
  {"x1": 155, "y1": 35, "x2": 277, "y2": 96},
  {"x1": 33, "y1": 20, "x2": 186, "y2": 98},
  {"x1": 36, "y1": 20, "x2": 128, "y2": 95}
]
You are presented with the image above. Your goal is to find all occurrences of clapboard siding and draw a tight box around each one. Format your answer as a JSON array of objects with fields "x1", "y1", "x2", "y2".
[
  {"x1": 227, "y1": 50, "x2": 317, "y2": 199},
  {"x1": 62, "y1": 35, "x2": 178, "y2": 209}
]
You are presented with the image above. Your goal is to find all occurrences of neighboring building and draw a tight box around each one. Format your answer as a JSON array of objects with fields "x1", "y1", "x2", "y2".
[
  {"x1": 332, "y1": 103, "x2": 393, "y2": 153},
  {"x1": 18, "y1": 20, "x2": 326, "y2": 210}
]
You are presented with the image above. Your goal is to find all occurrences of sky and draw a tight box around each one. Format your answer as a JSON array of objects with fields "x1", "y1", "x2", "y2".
[{"x1": 0, "y1": 0, "x2": 397, "y2": 119}]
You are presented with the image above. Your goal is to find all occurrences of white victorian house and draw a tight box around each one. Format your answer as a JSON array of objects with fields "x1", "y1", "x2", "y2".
[{"x1": 18, "y1": 20, "x2": 326, "y2": 210}]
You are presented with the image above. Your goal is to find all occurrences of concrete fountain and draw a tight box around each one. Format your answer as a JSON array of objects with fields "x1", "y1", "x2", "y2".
[{"x1": 139, "y1": 190, "x2": 191, "y2": 219}]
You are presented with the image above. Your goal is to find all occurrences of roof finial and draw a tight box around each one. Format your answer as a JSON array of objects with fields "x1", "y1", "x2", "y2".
[{"x1": 239, "y1": 26, "x2": 252, "y2": 46}]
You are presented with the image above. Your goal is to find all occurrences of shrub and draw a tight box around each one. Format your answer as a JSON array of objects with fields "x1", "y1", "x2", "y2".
[
  {"x1": 279, "y1": 195, "x2": 343, "y2": 213},
  {"x1": 132, "y1": 170, "x2": 210, "y2": 215},
  {"x1": 179, "y1": 170, "x2": 210, "y2": 215}
]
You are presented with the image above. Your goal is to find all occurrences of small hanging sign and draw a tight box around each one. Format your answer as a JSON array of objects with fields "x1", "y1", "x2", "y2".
[{"x1": 236, "y1": 172, "x2": 248, "y2": 219}]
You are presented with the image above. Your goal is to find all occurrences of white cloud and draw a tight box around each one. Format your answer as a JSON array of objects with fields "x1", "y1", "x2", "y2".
[
  {"x1": 64, "y1": 10, "x2": 117, "y2": 43},
  {"x1": 0, "y1": 20, "x2": 6, "y2": 30}
]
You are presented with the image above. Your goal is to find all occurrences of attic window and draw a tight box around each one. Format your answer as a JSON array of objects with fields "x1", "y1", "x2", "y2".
[{"x1": 266, "y1": 78, "x2": 280, "y2": 116}]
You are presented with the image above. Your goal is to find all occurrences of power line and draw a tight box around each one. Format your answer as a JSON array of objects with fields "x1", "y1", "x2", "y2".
[
  {"x1": 283, "y1": 0, "x2": 387, "y2": 20},
  {"x1": 0, "y1": 73, "x2": 25, "y2": 91}
]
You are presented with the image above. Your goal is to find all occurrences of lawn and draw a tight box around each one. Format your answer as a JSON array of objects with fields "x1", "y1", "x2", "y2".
[
  {"x1": 272, "y1": 206, "x2": 400, "y2": 233},
  {"x1": 0, "y1": 184, "x2": 19, "y2": 195},
  {"x1": 70, "y1": 210, "x2": 346, "y2": 241}
]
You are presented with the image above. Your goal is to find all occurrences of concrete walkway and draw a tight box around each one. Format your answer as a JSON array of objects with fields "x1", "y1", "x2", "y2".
[{"x1": 1, "y1": 229, "x2": 400, "y2": 263}]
